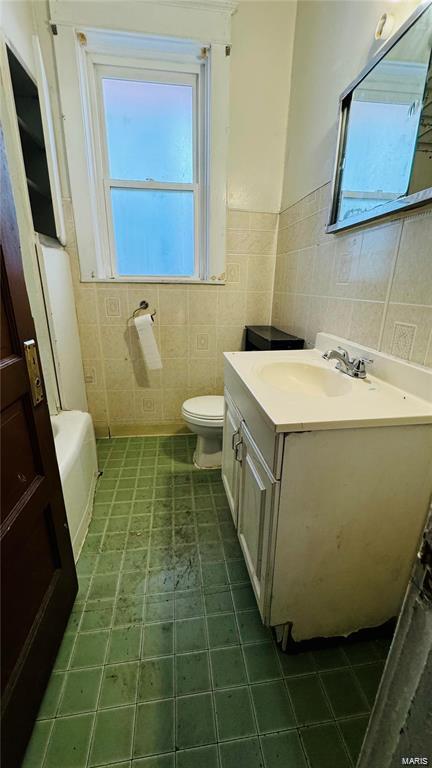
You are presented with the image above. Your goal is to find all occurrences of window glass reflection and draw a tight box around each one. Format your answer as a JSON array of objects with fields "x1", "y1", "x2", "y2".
[{"x1": 337, "y1": 6, "x2": 432, "y2": 223}]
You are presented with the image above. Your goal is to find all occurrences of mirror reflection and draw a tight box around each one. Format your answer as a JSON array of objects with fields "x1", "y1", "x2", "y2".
[{"x1": 336, "y1": 5, "x2": 432, "y2": 225}]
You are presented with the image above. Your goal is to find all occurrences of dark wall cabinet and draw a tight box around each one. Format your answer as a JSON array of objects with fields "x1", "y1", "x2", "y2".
[
  {"x1": 7, "y1": 46, "x2": 57, "y2": 239},
  {"x1": 244, "y1": 326, "x2": 304, "y2": 352}
]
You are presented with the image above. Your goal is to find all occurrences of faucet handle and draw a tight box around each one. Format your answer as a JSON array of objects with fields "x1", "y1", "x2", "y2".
[{"x1": 352, "y1": 356, "x2": 374, "y2": 377}]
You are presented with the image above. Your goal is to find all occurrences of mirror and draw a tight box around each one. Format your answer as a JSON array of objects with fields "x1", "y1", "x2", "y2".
[{"x1": 328, "y1": 2, "x2": 432, "y2": 232}]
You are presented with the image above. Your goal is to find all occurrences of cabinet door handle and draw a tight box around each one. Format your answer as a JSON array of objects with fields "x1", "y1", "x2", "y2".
[
  {"x1": 234, "y1": 438, "x2": 243, "y2": 463},
  {"x1": 232, "y1": 429, "x2": 241, "y2": 450}
]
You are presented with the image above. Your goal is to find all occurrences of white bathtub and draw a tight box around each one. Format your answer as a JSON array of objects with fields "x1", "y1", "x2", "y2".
[{"x1": 51, "y1": 410, "x2": 98, "y2": 560}]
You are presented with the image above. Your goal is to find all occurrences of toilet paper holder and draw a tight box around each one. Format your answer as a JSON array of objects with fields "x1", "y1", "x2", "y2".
[{"x1": 129, "y1": 300, "x2": 157, "y2": 322}]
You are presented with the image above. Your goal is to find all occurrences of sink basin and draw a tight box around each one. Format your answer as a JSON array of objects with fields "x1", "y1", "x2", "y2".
[
  {"x1": 256, "y1": 362, "x2": 352, "y2": 397},
  {"x1": 225, "y1": 334, "x2": 432, "y2": 432}
]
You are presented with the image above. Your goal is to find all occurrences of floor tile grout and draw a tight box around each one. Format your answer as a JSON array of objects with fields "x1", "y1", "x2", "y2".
[{"x1": 24, "y1": 435, "x2": 390, "y2": 768}]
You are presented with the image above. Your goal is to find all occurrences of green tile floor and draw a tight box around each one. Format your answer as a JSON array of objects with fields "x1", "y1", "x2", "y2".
[{"x1": 23, "y1": 435, "x2": 391, "y2": 768}]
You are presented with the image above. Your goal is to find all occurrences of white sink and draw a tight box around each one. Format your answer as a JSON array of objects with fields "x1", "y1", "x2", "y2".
[
  {"x1": 224, "y1": 333, "x2": 432, "y2": 432},
  {"x1": 256, "y1": 361, "x2": 352, "y2": 397}
]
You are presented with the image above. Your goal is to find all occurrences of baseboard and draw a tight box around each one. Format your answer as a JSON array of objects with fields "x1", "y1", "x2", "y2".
[{"x1": 96, "y1": 422, "x2": 190, "y2": 438}]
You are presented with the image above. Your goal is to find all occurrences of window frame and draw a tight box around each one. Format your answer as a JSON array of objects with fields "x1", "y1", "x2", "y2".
[
  {"x1": 53, "y1": 27, "x2": 229, "y2": 284},
  {"x1": 90, "y1": 57, "x2": 205, "y2": 281}
]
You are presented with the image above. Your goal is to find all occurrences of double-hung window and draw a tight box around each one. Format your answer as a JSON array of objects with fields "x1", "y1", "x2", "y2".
[
  {"x1": 96, "y1": 63, "x2": 202, "y2": 279},
  {"x1": 53, "y1": 26, "x2": 229, "y2": 283}
]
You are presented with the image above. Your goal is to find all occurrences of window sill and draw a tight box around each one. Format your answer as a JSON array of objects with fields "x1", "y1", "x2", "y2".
[{"x1": 79, "y1": 277, "x2": 226, "y2": 285}]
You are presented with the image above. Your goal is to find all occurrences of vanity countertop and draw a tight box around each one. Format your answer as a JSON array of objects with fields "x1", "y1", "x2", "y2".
[{"x1": 224, "y1": 334, "x2": 432, "y2": 433}]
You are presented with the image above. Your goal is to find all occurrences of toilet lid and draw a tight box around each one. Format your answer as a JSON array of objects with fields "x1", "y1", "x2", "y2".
[{"x1": 182, "y1": 396, "x2": 224, "y2": 420}]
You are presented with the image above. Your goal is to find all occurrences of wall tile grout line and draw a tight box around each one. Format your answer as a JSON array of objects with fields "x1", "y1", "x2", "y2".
[
  {"x1": 273, "y1": 185, "x2": 431, "y2": 365},
  {"x1": 377, "y1": 219, "x2": 404, "y2": 353}
]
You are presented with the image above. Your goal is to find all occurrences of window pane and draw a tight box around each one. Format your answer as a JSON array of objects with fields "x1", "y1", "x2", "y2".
[
  {"x1": 102, "y1": 78, "x2": 193, "y2": 182},
  {"x1": 111, "y1": 188, "x2": 195, "y2": 276}
]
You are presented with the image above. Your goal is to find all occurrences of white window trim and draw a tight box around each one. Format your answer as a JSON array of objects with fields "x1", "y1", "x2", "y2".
[{"x1": 53, "y1": 26, "x2": 229, "y2": 283}]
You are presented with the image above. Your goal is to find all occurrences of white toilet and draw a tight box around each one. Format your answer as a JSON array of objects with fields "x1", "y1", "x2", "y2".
[{"x1": 181, "y1": 395, "x2": 224, "y2": 469}]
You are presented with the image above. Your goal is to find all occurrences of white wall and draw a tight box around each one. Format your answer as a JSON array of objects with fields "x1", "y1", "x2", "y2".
[
  {"x1": 48, "y1": 0, "x2": 231, "y2": 43},
  {"x1": 0, "y1": 0, "x2": 35, "y2": 75},
  {"x1": 281, "y1": 0, "x2": 421, "y2": 209},
  {"x1": 228, "y1": 0, "x2": 297, "y2": 212},
  {"x1": 47, "y1": 0, "x2": 297, "y2": 215}
]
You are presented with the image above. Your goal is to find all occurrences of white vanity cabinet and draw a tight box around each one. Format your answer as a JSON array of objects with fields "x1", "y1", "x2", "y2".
[
  {"x1": 222, "y1": 387, "x2": 279, "y2": 622},
  {"x1": 236, "y1": 423, "x2": 278, "y2": 618},
  {"x1": 223, "y1": 336, "x2": 432, "y2": 644},
  {"x1": 221, "y1": 391, "x2": 242, "y2": 526}
]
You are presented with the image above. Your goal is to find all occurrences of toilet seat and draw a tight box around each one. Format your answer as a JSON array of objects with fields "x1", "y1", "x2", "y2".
[{"x1": 182, "y1": 396, "x2": 224, "y2": 427}]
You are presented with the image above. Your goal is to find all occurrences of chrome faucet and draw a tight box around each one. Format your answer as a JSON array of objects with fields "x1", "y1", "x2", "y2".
[{"x1": 322, "y1": 346, "x2": 373, "y2": 379}]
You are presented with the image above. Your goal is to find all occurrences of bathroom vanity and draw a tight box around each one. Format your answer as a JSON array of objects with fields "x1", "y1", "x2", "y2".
[{"x1": 222, "y1": 333, "x2": 432, "y2": 644}]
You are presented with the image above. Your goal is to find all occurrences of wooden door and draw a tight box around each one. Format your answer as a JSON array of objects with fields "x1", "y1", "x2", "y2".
[
  {"x1": 221, "y1": 390, "x2": 242, "y2": 527},
  {"x1": 0, "y1": 127, "x2": 77, "y2": 768},
  {"x1": 238, "y1": 423, "x2": 277, "y2": 620}
]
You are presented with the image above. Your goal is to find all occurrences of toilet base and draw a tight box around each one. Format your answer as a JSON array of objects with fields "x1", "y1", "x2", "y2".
[{"x1": 193, "y1": 435, "x2": 222, "y2": 469}]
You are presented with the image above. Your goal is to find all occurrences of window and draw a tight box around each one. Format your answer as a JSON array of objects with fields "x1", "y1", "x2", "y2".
[
  {"x1": 97, "y1": 66, "x2": 202, "y2": 278},
  {"x1": 54, "y1": 27, "x2": 229, "y2": 283}
]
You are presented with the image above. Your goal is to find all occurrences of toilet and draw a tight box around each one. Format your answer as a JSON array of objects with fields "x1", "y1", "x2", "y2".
[{"x1": 181, "y1": 395, "x2": 224, "y2": 469}]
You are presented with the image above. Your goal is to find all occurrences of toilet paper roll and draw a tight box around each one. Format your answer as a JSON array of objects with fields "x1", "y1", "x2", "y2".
[{"x1": 134, "y1": 314, "x2": 162, "y2": 370}]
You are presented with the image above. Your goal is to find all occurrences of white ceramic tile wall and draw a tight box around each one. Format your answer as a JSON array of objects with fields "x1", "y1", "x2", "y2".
[
  {"x1": 64, "y1": 201, "x2": 277, "y2": 435},
  {"x1": 272, "y1": 184, "x2": 432, "y2": 368}
]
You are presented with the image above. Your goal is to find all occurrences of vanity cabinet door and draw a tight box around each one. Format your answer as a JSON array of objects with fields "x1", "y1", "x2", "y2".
[
  {"x1": 238, "y1": 423, "x2": 277, "y2": 620},
  {"x1": 222, "y1": 390, "x2": 242, "y2": 527}
]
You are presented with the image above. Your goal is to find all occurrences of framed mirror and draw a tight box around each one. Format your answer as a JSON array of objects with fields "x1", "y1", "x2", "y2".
[{"x1": 328, "y1": 1, "x2": 432, "y2": 233}]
